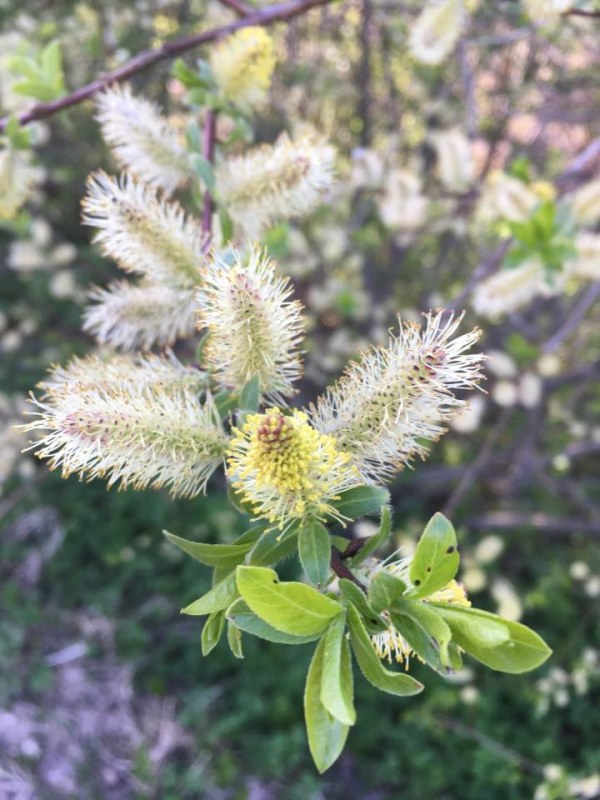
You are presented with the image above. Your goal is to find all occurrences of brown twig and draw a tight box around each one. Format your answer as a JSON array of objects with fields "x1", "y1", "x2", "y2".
[
  {"x1": 0, "y1": 0, "x2": 336, "y2": 132},
  {"x1": 465, "y1": 511, "x2": 600, "y2": 537},
  {"x1": 542, "y1": 282, "x2": 600, "y2": 354},
  {"x1": 217, "y1": 0, "x2": 253, "y2": 15},
  {"x1": 330, "y1": 548, "x2": 365, "y2": 587},
  {"x1": 565, "y1": 9, "x2": 600, "y2": 18}
]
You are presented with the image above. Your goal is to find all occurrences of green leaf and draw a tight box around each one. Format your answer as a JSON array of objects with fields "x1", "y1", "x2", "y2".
[
  {"x1": 329, "y1": 486, "x2": 390, "y2": 521},
  {"x1": 320, "y1": 614, "x2": 356, "y2": 725},
  {"x1": 349, "y1": 505, "x2": 392, "y2": 566},
  {"x1": 391, "y1": 599, "x2": 452, "y2": 673},
  {"x1": 338, "y1": 579, "x2": 387, "y2": 633},
  {"x1": 12, "y1": 80, "x2": 57, "y2": 101},
  {"x1": 172, "y1": 58, "x2": 213, "y2": 90},
  {"x1": 219, "y1": 208, "x2": 234, "y2": 244},
  {"x1": 367, "y1": 571, "x2": 406, "y2": 614},
  {"x1": 299, "y1": 520, "x2": 331, "y2": 587},
  {"x1": 226, "y1": 599, "x2": 320, "y2": 645},
  {"x1": 5, "y1": 117, "x2": 31, "y2": 150},
  {"x1": 304, "y1": 636, "x2": 350, "y2": 773},
  {"x1": 236, "y1": 566, "x2": 343, "y2": 636},
  {"x1": 408, "y1": 512, "x2": 459, "y2": 599},
  {"x1": 182, "y1": 571, "x2": 238, "y2": 616},
  {"x1": 190, "y1": 154, "x2": 215, "y2": 192},
  {"x1": 41, "y1": 40, "x2": 63, "y2": 88},
  {"x1": 239, "y1": 375, "x2": 260, "y2": 412},
  {"x1": 227, "y1": 621, "x2": 244, "y2": 659},
  {"x1": 201, "y1": 610, "x2": 226, "y2": 655},
  {"x1": 431, "y1": 605, "x2": 552, "y2": 674},
  {"x1": 163, "y1": 530, "x2": 256, "y2": 568},
  {"x1": 248, "y1": 523, "x2": 299, "y2": 566},
  {"x1": 347, "y1": 606, "x2": 423, "y2": 697}
]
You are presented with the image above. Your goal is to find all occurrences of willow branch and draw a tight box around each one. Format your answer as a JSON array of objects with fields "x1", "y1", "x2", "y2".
[
  {"x1": 217, "y1": 0, "x2": 253, "y2": 14},
  {"x1": 0, "y1": 0, "x2": 335, "y2": 132}
]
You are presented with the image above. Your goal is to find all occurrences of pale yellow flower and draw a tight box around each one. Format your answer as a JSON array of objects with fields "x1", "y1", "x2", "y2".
[
  {"x1": 210, "y1": 27, "x2": 276, "y2": 112},
  {"x1": 226, "y1": 408, "x2": 360, "y2": 529}
]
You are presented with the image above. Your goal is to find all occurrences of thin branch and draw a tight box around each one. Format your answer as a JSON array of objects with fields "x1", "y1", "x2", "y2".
[
  {"x1": 217, "y1": 0, "x2": 253, "y2": 15},
  {"x1": 0, "y1": 0, "x2": 335, "y2": 132},
  {"x1": 565, "y1": 9, "x2": 600, "y2": 18},
  {"x1": 330, "y1": 548, "x2": 365, "y2": 587},
  {"x1": 443, "y1": 408, "x2": 512, "y2": 517},
  {"x1": 465, "y1": 511, "x2": 600, "y2": 537},
  {"x1": 542, "y1": 282, "x2": 600, "y2": 354}
]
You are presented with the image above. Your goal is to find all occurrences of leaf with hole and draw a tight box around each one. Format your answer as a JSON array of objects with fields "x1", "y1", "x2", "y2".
[
  {"x1": 236, "y1": 566, "x2": 343, "y2": 636},
  {"x1": 409, "y1": 513, "x2": 459, "y2": 599}
]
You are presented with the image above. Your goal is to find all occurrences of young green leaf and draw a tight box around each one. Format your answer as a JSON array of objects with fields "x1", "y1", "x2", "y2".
[
  {"x1": 347, "y1": 606, "x2": 423, "y2": 697},
  {"x1": 349, "y1": 505, "x2": 392, "y2": 566},
  {"x1": 408, "y1": 512, "x2": 459, "y2": 599},
  {"x1": 163, "y1": 530, "x2": 257, "y2": 568},
  {"x1": 391, "y1": 599, "x2": 452, "y2": 673},
  {"x1": 227, "y1": 621, "x2": 244, "y2": 659},
  {"x1": 226, "y1": 599, "x2": 320, "y2": 645},
  {"x1": 367, "y1": 571, "x2": 406, "y2": 614},
  {"x1": 299, "y1": 520, "x2": 331, "y2": 587},
  {"x1": 236, "y1": 566, "x2": 343, "y2": 636},
  {"x1": 182, "y1": 572, "x2": 238, "y2": 616},
  {"x1": 201, "y1": 610, "x2": 226, "y2": 656},
  {"x1": 329, "y1": 486, "x2": 390, "y2": 521},
  {"x1": 431, "y1": 605, "x2": 552, "y2": 674},
  {"x1": 190, "y1": 154, "x2": 216, "y2": 192},
  {"x1": 239, "y1": 375, "x2": 261, "y2": 413},
  {"x1": 338, "y1": 579, "x2": 387, "y2": 634},
  {"x1": 304, "y1": 636, "x2": 350, "y2": 773},
  {"x1": 248, "y1": 523, "x2": 300, "y2": 566},
  {"x1": 320, "y1": 614, "x2": 356, "y2": 725}
]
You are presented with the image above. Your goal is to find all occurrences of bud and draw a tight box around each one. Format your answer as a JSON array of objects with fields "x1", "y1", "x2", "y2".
[
  {"x1": 566, "y1": 233, "x2": 600, "y2": 281},
  {"x1": 475, "y1": 171, "x2": 538, "y2": 225},
  {"x1": 84, "y1": 281, "x2": 197, "y2": 350},
  {"x1": 23, "y1": 387, "x2": 229, "y2": 498},
  {"x1": 0, "y1": 147, "x2": 39, "y2": 219},
  {"x1": 409, "y1": 0, "x2": 466, "y2": 66},
  {"x1": 210, "y1": 27, "x2": 276, "y2": 112},
  {"x1": 216, "y1": 135, "x2": 335, "y2": 237},
  {"x1": 196, "y1": 246, "x2": 304, "y2": 401},
  {"x1": 309, "y1": 311, "x2": 484, "y2": 482},
  {"x1": 82, "y1": 171, "x2": 207, "y2": 289},
  {"x1": 430, "y1": 128, "x2": 475, "y2": 191},
  {"x1": 96, "y1": 85, "x2": 190, "y2": 194},
  {"x1": 472, "y1": 260, "x2": 559, "y2": 318},
  {"x1": 566, "y1": 178, "x2": 600, "y2": 228}
]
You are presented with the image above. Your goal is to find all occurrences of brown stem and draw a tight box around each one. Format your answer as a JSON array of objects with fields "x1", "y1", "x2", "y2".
[
  {"x1": 217, "y1": 0, "x2": 253, "y2": 15},
  {"x1": 201, "y1": 109, "x2": 217, "y2": 238},
  {"x1": 0, "y1": 0, "x2": 336, "y2": 132},
  {"x1": 330, "y1": 548, "x2": 365, "y2": 588},
  {"x1": 565, "y1": 9, "x2": 600, "y2": 18}
]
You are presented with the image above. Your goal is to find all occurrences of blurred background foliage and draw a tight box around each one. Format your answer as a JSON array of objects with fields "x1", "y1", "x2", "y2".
[{"x1": 1, "y1": 0, "x2": 599, "y2": 798}]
